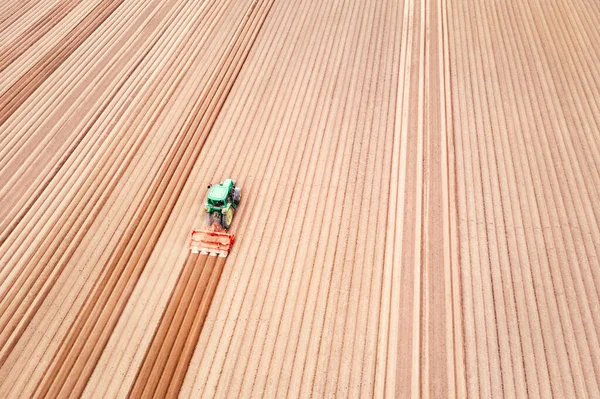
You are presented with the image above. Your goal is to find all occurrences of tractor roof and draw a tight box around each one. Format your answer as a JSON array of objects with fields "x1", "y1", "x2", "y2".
[{"x1": 208, "y1": 183, "x2": 228, "y2": 202}]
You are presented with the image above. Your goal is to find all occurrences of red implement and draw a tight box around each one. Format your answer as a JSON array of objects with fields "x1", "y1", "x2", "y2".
[{"x1": 189, "y1": 224, "x2": 234, "y2": 257}]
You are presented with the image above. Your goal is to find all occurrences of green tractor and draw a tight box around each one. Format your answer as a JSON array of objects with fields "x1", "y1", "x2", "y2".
[{"x1": 204, "y1": 178, "x2": 241, "y2": 229}]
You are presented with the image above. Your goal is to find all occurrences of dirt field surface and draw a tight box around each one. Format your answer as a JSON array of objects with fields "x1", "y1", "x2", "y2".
[{"x1": 1, "y1": 0, "x2": 599, "y2": 397}]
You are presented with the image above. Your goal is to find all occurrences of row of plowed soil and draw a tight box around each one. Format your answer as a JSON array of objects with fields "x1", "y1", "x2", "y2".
[
  {"x1": 450, "y1": 0, "x2": 600, "y2": 397},
  {"x1": 0, "y1": 0, "x2": 275, "y2": 396},
  {"x1": 1, "y1": 0, "x2": 599, "y2": 397}
]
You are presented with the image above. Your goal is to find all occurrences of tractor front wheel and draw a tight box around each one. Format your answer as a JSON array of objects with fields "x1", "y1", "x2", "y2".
[{"x1": 221, "y1": 207, "x2": 234, "y2": 229}]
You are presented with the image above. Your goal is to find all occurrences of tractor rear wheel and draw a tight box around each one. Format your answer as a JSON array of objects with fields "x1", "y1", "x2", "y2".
[
  {"x1": 221, "y1": 207, "x2": 234, "y2": 229},
  {"x1": 233, "y1": 187, "x2": 242, "y2": 204},
  {"x1": 205, "y1": 212, "x2": 215, "y2": 227}
]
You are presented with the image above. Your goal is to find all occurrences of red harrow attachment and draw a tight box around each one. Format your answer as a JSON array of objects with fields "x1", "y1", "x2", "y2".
[{"x1": 190, "y1": 224, "x2": 235, "y2": 257}]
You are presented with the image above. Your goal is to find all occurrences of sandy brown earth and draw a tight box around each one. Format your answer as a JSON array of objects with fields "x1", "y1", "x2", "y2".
[{"x1": 0, "y1": 0, "x2": 599, "y2": 397}]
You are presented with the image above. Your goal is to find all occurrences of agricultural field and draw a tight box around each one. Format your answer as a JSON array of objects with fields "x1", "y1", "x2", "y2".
[{"x1": 0, "y1": 0, "x2": 599, "y2": 397}]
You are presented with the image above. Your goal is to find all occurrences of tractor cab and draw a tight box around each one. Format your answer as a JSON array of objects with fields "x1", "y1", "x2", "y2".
[{"x1": 207, "y1": 179, "x2": 233, "y2": 206}]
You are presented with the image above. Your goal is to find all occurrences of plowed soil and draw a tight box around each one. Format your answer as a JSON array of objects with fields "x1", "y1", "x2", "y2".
[{"x1": 1, "y1": 0, "x2": 599, "y2": 397}]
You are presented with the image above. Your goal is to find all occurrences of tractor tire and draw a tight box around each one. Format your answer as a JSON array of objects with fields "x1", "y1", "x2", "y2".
[
  {"x1": 205, "y1": 212, "x2": 214, "y2": 227},
  {"x1": 233, "y1": 187, "x2": 242, "y2": 204},
  {"x1": 221, "y1": 207, "x2": 234, "y2": 229}
]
